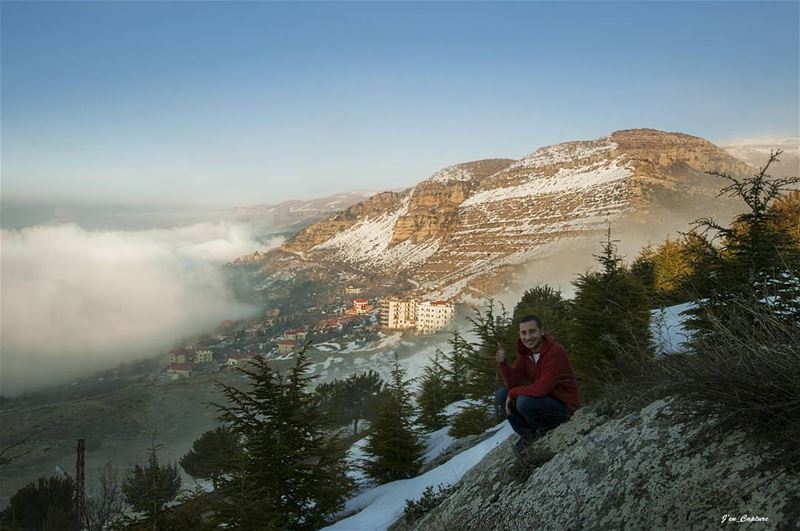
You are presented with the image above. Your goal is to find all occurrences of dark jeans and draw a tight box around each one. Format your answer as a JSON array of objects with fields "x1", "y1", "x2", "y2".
[{"x1": 494, "y1": 386, "x2": 567, "y2": 439}]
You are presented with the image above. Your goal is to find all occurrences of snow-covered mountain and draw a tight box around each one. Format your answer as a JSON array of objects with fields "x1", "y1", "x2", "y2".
[{"x1": 241, "y1": 129, "x2": 753, "y2": 300}]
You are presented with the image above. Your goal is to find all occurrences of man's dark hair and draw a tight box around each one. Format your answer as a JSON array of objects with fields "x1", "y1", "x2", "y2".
[{"x1": 519, "y1": 314, "x2": 542, "y2": 330}]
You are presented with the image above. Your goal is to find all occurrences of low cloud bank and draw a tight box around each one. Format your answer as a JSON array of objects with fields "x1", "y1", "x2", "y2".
[{"x1": 0, "y1": 222, "x2": 281, "y2": 396}]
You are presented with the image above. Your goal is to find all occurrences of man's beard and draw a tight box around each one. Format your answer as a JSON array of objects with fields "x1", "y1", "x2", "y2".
[{"x1": 525, "y1": 338, "x2": 543, "y2": 351}]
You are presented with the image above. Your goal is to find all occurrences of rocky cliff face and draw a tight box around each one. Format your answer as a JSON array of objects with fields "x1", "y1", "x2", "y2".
[
  {"x1": 411, "y1": 400, "x2": 800, "y2": 530},
  {"x1": 243, "y1": 129, "x2": 753, "y2": 300},
  {"x1": 391, "y1": 159, "x2": 515, "y2": 245}
]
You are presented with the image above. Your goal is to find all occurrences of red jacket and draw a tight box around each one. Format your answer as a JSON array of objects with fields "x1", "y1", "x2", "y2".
[{"x1": 498, "y1": 334, "x2": 581, "y2": 415}]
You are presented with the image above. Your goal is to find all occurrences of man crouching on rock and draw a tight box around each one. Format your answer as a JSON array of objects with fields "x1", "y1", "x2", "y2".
[{"x1": 495, "y1": 315, "x2": 580, "y2": 458}]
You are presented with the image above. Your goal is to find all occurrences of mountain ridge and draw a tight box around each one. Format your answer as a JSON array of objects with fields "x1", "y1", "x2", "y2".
[{"x1": 238, "y1": 129, "x2": 754, "y2": 300}]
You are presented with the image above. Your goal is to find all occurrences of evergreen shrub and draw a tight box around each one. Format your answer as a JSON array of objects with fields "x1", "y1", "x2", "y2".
[{"x1": 448, "y1": 404, "x2": 495, "y2": 439}]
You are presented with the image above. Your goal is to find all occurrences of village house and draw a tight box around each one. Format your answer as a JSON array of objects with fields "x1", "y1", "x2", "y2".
[
  {"x1": 245, "y1": 326, "x2": 263, "y2": 338},
  {"x1": 167, "y1": 362, "x2": 192, "y2": 379},
  {"x1": 168, "y1": 347, "x2": 189, "y2": 364},
  {"x1": 226, "y1": 352, "x2": 259, "y2": 368},
  {"x1": 283, "y1": 327, "x2": 307, "y2": 342},
  {"x1": 352, "y1": 298, "x2": 371, "y2": 315},
  {"x1": 345, "y1": 285, "x2": 362, "y2": 295},
  {"x1": 278, "y1": 339, "x2": 296, "y2": 355}
]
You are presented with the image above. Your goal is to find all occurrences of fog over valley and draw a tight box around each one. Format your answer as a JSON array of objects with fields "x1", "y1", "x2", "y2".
[{"x1": 0, "y1": 221, "x2": 280, "y2": 396}]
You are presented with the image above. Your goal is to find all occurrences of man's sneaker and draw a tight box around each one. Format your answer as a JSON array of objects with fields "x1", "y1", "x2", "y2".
[{"x1": 512, "y1": 435, "x2": 535, "y2": 460}]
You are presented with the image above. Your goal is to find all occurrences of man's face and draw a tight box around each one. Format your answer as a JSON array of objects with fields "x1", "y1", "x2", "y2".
[{"x1": 519, "y1": 320, "x2": 543, "y2": 351}]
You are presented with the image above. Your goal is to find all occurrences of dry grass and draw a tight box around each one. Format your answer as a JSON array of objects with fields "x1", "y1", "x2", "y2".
[
  {"x1": 598, "y1": 296, "x2": 800, "y2": 467},
  {"x1": 659, "y1": 300, "x2": 799, "y2": 464}
]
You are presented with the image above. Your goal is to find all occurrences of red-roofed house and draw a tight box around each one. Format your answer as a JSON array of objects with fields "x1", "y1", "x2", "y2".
[
  {"x1": 167, "y1": 362, "x2": 192, "y2": 379},
  {"x1": 353, "y1": 298, "x2": 371, "y2": 315},
  {"x1": 278, "y1": 339, "x2": 296, "y2": 355}
]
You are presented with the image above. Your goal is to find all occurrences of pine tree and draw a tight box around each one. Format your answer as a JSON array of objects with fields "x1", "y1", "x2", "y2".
[
  {"x1": 632, "y1": 239, "x2": 697, "y2": 304},
  {"x1": 462, "y1": 300, "x2": 510, "y2": 407},
  {"x1": 316, "y1": 371, "x2": 385, "y2": 436},
  {"x1": 362, "y1": 354, "x2": 424, "y2": 483},
  {"x1": 770, "y1": 191, "x2": 800, "y2": 247},
  {"x1": 0, "y1": 476, "x2": 76, "y2": 530},
  {"x1": 180, "y1": 426, "x2": 242, "y2": 489},
  {"x1": 570, "y1": 228, "x2": 652, "y2": 400},
  {"x1": 416, "y1": 350, "x2": 450, "y2": 432},
  {"x1": 439, "y1": 330, "x2": 474, "y2": 402},
  {"x1": 447, "y1": 300, "x2": 511, "y2": 435},
  {"x1": 214, "y1": 352, "x2": 352, "y2": 530},
  {"x1": 122, "y1": 435, "x2": 182, "y2": 528},
  {"x1": 687, "y1": 151, "x2": 800, "y2": 335}
]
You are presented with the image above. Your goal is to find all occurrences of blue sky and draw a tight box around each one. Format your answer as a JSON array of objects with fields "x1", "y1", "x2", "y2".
[{"x1": 2, "y1": 1, "x2": 798, "y2": 207}]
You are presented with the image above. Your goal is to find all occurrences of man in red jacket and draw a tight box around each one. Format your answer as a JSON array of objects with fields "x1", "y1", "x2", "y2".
[{"x1": 495, "y1": 314, "x2": 580, "y2": 457}]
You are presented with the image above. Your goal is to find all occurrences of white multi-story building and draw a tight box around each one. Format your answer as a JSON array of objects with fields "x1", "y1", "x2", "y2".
[
  {"x1": 194, "y1": 349, "x2": 213, "y2": 364},
  {"x1": 416, "y1": 300, "x2": 455, "y2": 335},
  {"x1": 380, "y1": 298, "x2": 418, "y2": 330}
]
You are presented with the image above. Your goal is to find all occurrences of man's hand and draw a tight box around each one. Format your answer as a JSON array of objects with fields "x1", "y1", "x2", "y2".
[
  {"x1": 496, "y1": 344, "x2": 506, "y2": 364},
  {"x1": 505, "y1": 394, "x2": 512, "y2": 417}
]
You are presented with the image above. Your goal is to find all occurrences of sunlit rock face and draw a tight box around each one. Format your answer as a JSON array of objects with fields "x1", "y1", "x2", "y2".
[
  {"x1": 243, "y1": 129, "x2": 753, "y2": 301},
  {"x1": 411, "y1": 400, "x2": 800, "y2": 531}
]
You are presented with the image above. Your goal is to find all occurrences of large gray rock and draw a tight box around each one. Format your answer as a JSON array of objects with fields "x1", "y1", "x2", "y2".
[{"x1": 412, "y1": 400, "x2": 800, "y2": 530}]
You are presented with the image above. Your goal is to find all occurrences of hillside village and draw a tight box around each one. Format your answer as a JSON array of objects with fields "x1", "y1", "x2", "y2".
[{"x1": 163, "y1": 286, "x2": 456, "y2": 379}]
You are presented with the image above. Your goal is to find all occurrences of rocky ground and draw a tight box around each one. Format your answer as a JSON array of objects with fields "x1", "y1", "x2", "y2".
[{"x1": 409, "y1": 399, "x2": 800, "y2": 530}]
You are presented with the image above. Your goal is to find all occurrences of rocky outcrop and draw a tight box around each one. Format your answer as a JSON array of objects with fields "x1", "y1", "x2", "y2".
[
  {"x1": 612, "y1": 128, "x2": 750, "y2": 175},
  {"x1": 391, "y1": 160, "x2": 515, "y2": 245},
  {"x1": 412, "y1": 400, "x2": 800, "y2": 530}
]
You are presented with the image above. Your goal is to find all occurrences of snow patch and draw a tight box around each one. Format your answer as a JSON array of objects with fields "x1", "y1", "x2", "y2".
[
  {"x1": 510, "y1": 140, "x2": 617, "y2": 170},
  {"x1": 460, "y1": 161, "x2": 632, "y2": 208},
  {"x1": 650, "y1": 302, "x2": 696, "y2": 356},
  {"x1": 325, "y1": 423, "x2": 513, "y2": 530},
  {"x1": 427, "y1": 165, "x2": 474, "y2": 184}
]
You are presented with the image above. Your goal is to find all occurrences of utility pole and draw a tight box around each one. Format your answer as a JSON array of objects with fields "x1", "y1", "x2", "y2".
[{"x1": 75, "y1": 439, "x2": 86, "y2": 530}]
